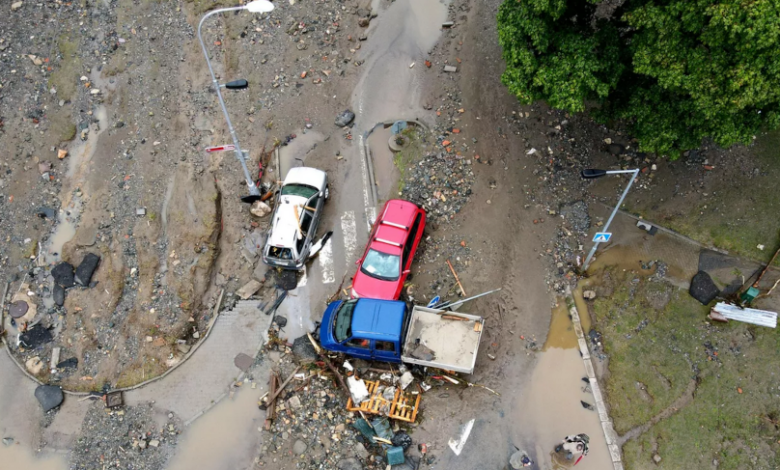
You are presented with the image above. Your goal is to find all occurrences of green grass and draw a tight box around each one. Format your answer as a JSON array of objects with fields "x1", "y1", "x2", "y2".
[
  {"x1": 393, "y1": 129, "x2": 422, "y2": 192},
  {"x1": 49, "y1": 35, "x2": 81, "y2": 102},
  {"x1": 627, "y1": 129, "x2": 780, "y2": 266},
  {"x1": 592, "y1": 270, "x2": 780, "y2": 469}
]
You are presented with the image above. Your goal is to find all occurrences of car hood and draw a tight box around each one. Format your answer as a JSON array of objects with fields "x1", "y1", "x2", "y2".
[
  {"x1": 352, "y1": 270, "x2": 399, "y2": 300},
  {"x1": 268, "y1": 195, "x2": 308, "y2": 249},
  {"x1": 285, "y1": 167, "x2": 326, "y2": 191}
]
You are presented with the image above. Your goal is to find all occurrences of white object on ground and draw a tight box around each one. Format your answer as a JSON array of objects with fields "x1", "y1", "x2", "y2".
[{"x1": 448, "y1": 418, "x2": 475, "y2": 456}]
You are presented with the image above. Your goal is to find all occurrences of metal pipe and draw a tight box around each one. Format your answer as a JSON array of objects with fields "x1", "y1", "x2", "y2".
[
  {"x1": 197, "y1": 7, "x2": 261, "y2": 199},
  {"x1": 582, "y1": 168, "x2": 640, "y2": 271}
]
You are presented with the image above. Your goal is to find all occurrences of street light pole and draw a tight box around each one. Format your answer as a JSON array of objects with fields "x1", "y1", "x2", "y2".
[
  {"x1": 581, "y1": 168, "x2": 640, "y2": 271},
  {"x1": 197, "y1": 1, "x2": 274, "y2": 203}
]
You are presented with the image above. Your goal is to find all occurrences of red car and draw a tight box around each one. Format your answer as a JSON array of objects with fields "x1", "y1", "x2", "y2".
[{"x1": 351, "y1": 200, "x2": 426, "y2": 300}]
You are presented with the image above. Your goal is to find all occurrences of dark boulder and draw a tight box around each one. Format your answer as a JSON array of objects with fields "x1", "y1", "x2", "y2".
[
  {"x1": 19, "y1": 324, "x2": 53, "y2": 349},
  {"x1": 34, "y1": 385, "x2": 63, "y2": 412},
  {"x1": 53, "y1": 284, "x2": 66, "y2": 307},
  {"x1": 75, "y1": 253, "x2": 100, "y2": 286},
  {"x1": 690, "y1": 271, "x2": 720, "y2": 305},
  {"x1": 334, "y1": 110, "x2": 355, "y2": 127},
  {"x1": 57, "y1": 357, "x2": 78, "y2": 370},
  {"x1": 51, "y1": 262, "x2": 75, "y2": 288}
]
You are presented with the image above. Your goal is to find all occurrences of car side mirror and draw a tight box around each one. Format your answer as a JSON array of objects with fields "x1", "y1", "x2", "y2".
[
  {"x1": 403, "y1": 269, "x2": 411, "y2": 275},
  {"x1": 319, "y1": 191, "x2": 324, "y2": 197}
]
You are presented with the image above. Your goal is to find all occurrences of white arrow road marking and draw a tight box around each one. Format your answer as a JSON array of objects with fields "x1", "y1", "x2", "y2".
[
  {"x1": 448, "y1": 419, "x2": 475, "y2": 456},
  {"x1": 341, "y1": 211, "x2": 358, "y2": 263},
  {"x1": 319, "y1": 237, "x2": 335, "y2": 284}
]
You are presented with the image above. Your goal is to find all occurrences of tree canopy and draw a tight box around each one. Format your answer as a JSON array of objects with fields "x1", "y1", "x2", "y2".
[{"x1": 497, "y1": 0, "x2": 780, "y2": 157}]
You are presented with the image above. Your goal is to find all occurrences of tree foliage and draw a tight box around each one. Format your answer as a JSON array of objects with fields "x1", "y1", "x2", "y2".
[{"x1": 497, "y1": 0, "x2": 780, "y2": 157}]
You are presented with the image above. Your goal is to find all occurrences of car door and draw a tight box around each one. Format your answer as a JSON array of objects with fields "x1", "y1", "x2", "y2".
[{"x1": 373, "y1": 339, "x2": 398, "y2": 362}]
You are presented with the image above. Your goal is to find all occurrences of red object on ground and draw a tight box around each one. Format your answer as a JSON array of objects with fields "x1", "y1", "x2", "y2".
[{"x1": 351, "y1": 199, "x2": 426, "y2": 300}]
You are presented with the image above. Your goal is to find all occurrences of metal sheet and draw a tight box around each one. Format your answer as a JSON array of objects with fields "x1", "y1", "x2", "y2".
[{"x1": 712, "y1": 302, "x2": 777, "y2": 328}]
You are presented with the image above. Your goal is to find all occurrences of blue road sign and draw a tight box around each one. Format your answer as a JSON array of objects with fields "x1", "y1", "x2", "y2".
[
  {"x1": 427, "y1": 296, "x2": 441, "y2": 308},
  {"x1": 593, "y1": 232, "x2": 612, "y2": 243}
]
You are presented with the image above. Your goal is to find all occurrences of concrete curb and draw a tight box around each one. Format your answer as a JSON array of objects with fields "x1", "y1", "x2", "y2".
[
  {"x1": 565, "y1": 286, "x2": 624, "y2": 470},
  {"x1": 1, "y1": 288, "x2": 226, "y2": 396}
]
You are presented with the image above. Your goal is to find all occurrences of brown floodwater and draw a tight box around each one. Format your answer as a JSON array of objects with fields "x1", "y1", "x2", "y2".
[{"x1": 0, "y1": 446, "x2": 67, "y2": 470}]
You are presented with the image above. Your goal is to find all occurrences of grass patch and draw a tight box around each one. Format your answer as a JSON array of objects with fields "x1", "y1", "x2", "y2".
[
  {"x1": 392, "y1": 128, "x2": 423, "y2": 192},
  {"x1": 48, "y1": 108, "x2": 77, "y2": 142},
  {"x1": 49, "y1": 35, "x2": 82, "y2": 102},
  {"x1": 592, "y1": 270, "x2": 780, "y2": 469}
]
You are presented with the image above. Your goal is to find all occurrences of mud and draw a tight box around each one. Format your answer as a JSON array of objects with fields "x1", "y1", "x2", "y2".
[
  {"x1": 367, "y1": 124, "x2": 399, "y2": 200},
  {"x1": 0, "y1": 446, "x2": 67, "y2": 470},
  {"x1": 543, "y1": 301, "x2": 579, "y2": 350},
  {"x1": 166, "y1": 386, "x2": 263, "y2": 470},
  {"x1": 516, "y1": 348, "x2": 613, "y2": 470}
]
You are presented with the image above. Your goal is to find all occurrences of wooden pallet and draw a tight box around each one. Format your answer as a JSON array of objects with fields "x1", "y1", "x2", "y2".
[{"x1": 346, "y1": 380, "x2": 421, "y2": 423}]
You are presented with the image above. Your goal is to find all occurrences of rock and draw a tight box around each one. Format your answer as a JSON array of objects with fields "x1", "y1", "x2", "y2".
[
  {"x1": 293, "y1": 439, "x2": 308, "y2": 455},
  {"x1": 57, "y1": 149, "x2": 68, "y2": 159},
  {"x1": 689, "y1": 271, "x2": 719, "y2": 305},
  {"x1": 443, "y1": 65, "x2": 458, "y2": 73},
  {"x1": 334, "y1": 109, "x2": 355, "y2": 127},
  {"x1": 2, "y1": 437, "x2": 13, "y2": 446},
  {"x1": 288, "y1": 395, "x2": 302, "y2": 409},
  {"x1": 34, "y1": 385, "x2": 64, "y2": 412},
  {"x1": 75, "y1": 253, "x2": 100, "y2": 286},
  {"x1": 358, "y1": 17, "x2": 370, "y2": 27},
  {"x1": 354, "y1": 442, "x2": 369, "y2": 459},
  {"x1": 273, "y1": 315, "x2": 288, "y2": 327},
  {"x1": 138, "y1": 440, "x2": 147, "y2": 449},
  {"x1": 250, "y1": 200, "x2": 271, "y2": 218},
  {"x1": 292, "y1": 335, "x2": 318, "y2": 362},
  {"x1": 193, "y1": 331, "x2": 200, "y2": 339},
  {"x1": 582, "y1": 290, "x2": 597, "y2": 300},
  {"x1": 51, "y1": 262, "x2": 75, "y2": 288},
  {"x1": 177, "y1": 343, "x2": 191, "y2": 354},
  {"x1": 337, "y1": 458, "x2": 362, "y2": 470},
  {"x1": 653, "y1": 454, "x2": 662, "y2": 464},
  {"x1": 53, "y1": 283, "x2": 66, "y2": 306},
  {"x1": 20, "y1": 325, "x2": 53, "y2": 349},
  {"x1": 57, "y1": 357, "x2": 78, "y2": 369},
  {"x1": 11, "y1": 1, "x2": 22, "y2": 11},
  {"x1": 26, "y1": 356, "x2": 44, "y2": 375},
  {"x1": 149, "y1": 439, "x2": 160, "y2": 448},
  {"x1": 236, "y1": 279, "x2": 262, "y2": 300}
]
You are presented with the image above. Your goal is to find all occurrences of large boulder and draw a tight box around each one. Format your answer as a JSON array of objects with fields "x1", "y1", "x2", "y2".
[
  {"x1": 34, "y1": 385, "x2": 63, "y2": 412},
  {"x1": 75, "y1": 253, "x2": 100, "y2": 286},
  {"x1": 53, "y1": 283, "x2": 66, "y2": 307},
  {"x1": 689, "y1": 271, "x2": 720, "y2": 305},
  {"x1": 334, "y1": 110, "x2": 355, "y2": 127},
  {"x1": 51, "y1": 262, "x2": 75, "y2": 288}
]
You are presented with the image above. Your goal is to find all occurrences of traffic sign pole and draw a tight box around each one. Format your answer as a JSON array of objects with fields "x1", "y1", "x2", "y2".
[{"x1": 582, "y1": 168, "x2": 640, "y2": 272}]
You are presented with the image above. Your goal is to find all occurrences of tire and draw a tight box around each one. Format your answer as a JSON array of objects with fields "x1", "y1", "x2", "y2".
[{"x1": 324, "y1": 185, "x2": 330, "y2": 200}]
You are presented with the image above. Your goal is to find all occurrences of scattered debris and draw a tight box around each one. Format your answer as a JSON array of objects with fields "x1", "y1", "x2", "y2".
[
  {"x1": 335, "y1": 109, "x2": 355, "y2": 127},
  {"x1": 34, "y1": 385, "x2": 64, "y2": 412},
  {"x1": 689, "y1": 271, "x2": 720, "y2": 305},
  {"x1": 75, "y1": 253, "x2": 100, "y2": 286},
  {"x1": 711, "y1": 302, "x2": 777, "y2": 328}
]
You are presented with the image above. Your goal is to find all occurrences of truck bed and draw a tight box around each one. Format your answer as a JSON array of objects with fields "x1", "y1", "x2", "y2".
[{"x1": 401, "y1": 306, "x2": 484, "y2": 374}]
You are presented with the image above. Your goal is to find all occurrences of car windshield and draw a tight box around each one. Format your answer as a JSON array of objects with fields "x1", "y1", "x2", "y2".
[
  {"x1": 281, "y1": 183, "x2": 318, "y2": 199},
  {"x1": 361, "y1": 249, "x2": 401, "y2": 281},
  {"x1": 334, "y1": 299, "x2": 358, "y2": 343},
  {"x1": 267, "y1": 246, "x2": 293, "y2": 260}
]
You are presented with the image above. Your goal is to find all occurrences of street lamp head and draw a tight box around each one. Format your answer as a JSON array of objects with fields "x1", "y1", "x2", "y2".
[
  {"x1": 245, "y1": 0, "x2": 274, "y2": 13},
  {"x1": 581, "y1": 169, "x2": 607, "y2": 179}
]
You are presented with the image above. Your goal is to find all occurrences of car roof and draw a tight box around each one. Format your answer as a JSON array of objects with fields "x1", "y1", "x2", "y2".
[
  {"x1": 284, "y1": 167, "x2": 326, "y2": 190},
  {"x1": 370, "y1": 200, "x2": 419, "y2": 253},
  {"x1": 268, "y1": 195, "x2": 308, "y2": 249},
  {"x1": 351, "y1": 298, "x2": 406, "y2": 341}
]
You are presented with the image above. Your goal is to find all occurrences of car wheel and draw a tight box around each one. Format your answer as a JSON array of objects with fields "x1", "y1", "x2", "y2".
[{"x1": 324, "y1": 185, "x2": 330, "y2": 200}]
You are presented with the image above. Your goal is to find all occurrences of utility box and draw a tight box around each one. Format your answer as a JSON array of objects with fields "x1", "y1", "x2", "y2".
[{"x1": 741, "y1": 286, "x2": 760, "y2": 304}]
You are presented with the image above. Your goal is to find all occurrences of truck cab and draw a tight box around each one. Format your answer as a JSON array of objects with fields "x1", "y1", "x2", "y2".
[{"x1": 320, "y1": 298, "x2": 408, "y2": 363}]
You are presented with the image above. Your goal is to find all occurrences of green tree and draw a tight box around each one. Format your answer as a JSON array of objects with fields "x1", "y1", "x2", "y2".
[{"x1": 498, "y1": 0, "x2": 780, "y2": 157}]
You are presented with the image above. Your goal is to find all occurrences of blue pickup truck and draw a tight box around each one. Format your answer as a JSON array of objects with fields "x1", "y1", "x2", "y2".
[{"x1": 319, "y1": 298, "x2": 485, "y2": 374}]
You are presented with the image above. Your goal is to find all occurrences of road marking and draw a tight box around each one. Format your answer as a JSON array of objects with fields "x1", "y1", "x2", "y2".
[
  {"x1": 319, "y1": 238, "x2": 335, "y2": 284},
  {"x1": 341, "y1": 211, "x2": 358, "y2": 263},
  {"x1": 448, "y1": 418, "x2": 475, "y2": 456},
  {"x1": 298, "y1": 266, "x2": 307, "y2": 287}
]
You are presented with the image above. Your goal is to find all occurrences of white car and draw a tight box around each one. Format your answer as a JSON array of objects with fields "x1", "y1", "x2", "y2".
[{"x1": 263, "y1": 167, "x2": 329, "y2": 270}]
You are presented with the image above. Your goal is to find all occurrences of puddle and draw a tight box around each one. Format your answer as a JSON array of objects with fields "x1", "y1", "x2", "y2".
[
  {"x1": 0, "y1": 447, "x2": 67, "y2": 470},
  {"x1": 516, "y1": 348, "x2": 613, "y2": 470},
  {"x1": 352, "y1": 0, "x2": 449, "y2": 129},
  {"x1": 571, "y1": 285, "x2": 593, "y2": 335},
  {"x1": 277, "y1": 131, "x2": 324, "y2": 179},
  {"x1": 166, "y1": 386, "x2": 263, "y2": 470},
  {"x1": 543, "y1": 301, "x2": 579, "y2": 350},
  {"x1": 367, "y1": 124, "x2": 400, "y2": 200},
  {"x1": 41, "y1": 77, "x2": 109, "y2": 265}
]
